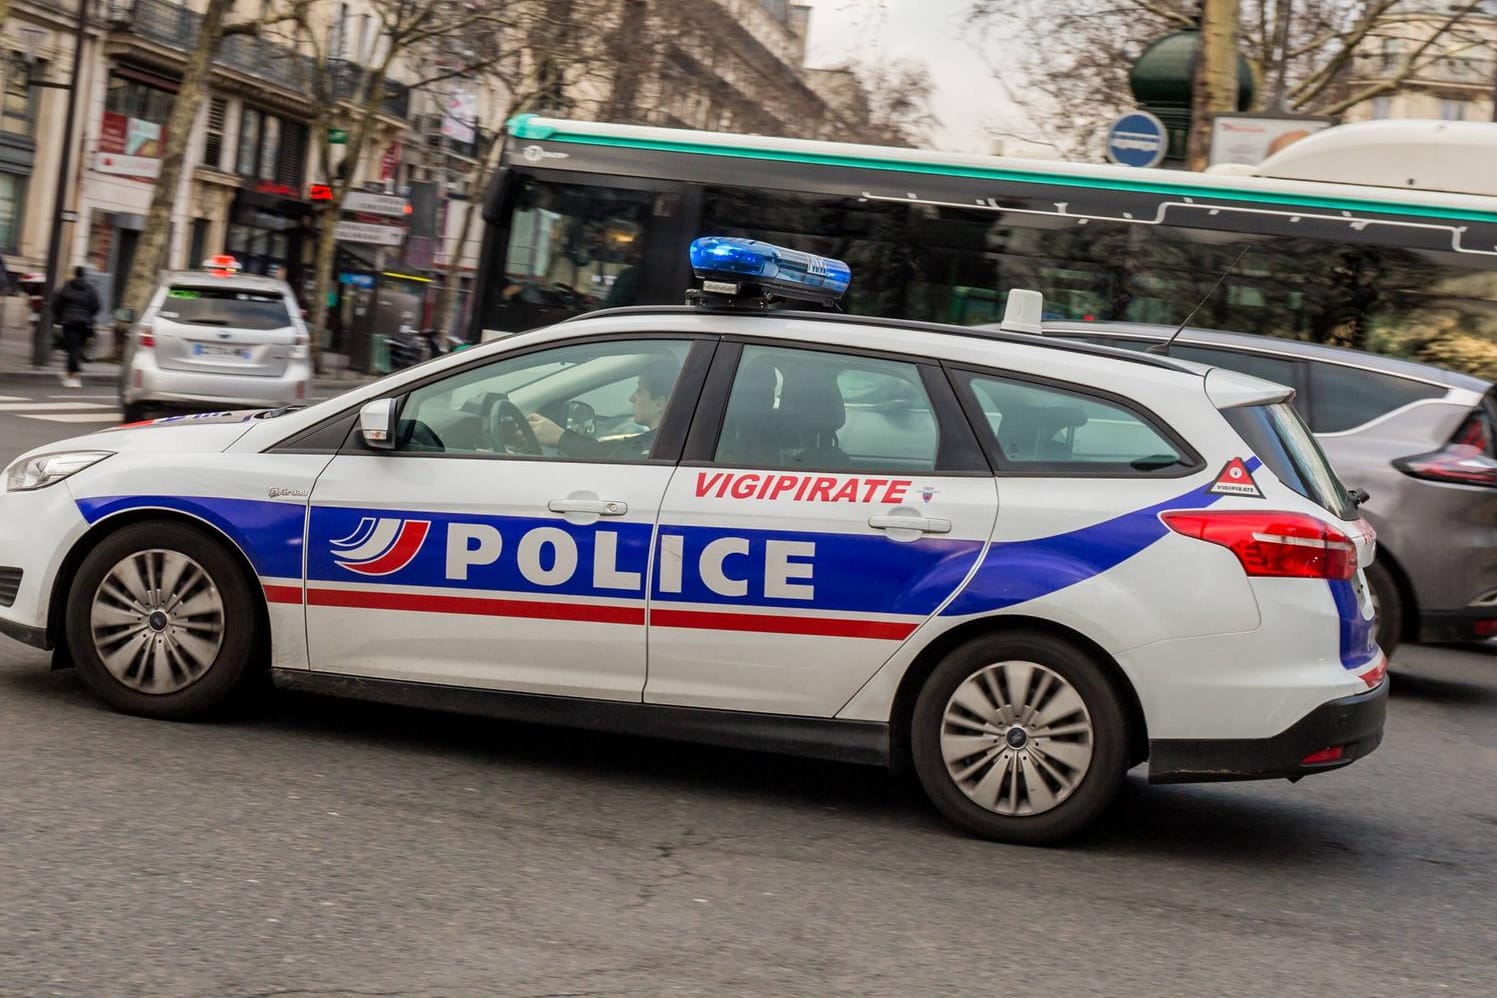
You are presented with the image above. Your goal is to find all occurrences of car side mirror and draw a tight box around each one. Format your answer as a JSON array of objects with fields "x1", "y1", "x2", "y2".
[
  {"x1": 359, "y1": 398, "x2": 399, "y2": 450},
  {"x1": 113, "y1": 306, "x2": 136, "y2": 323}
]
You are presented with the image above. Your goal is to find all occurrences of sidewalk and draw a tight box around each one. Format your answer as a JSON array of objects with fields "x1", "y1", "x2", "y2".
[{"x1": 0, "y1": 297, "x2": 376, "y2": 392}]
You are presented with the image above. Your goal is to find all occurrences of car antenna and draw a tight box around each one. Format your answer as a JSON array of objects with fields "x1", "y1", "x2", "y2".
[{"x1": 1148, "y1": 245, "x2": 1250, "y2": 355}]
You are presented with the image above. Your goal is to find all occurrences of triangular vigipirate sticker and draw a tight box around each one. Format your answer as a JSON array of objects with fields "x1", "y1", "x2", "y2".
[{"x1": 1208, "y1": 457, "x2": 1264, "y2": 498}]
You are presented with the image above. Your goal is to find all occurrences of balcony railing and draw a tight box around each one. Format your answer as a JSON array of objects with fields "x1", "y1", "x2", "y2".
[{"x1": 105, "y1": 0, "x2": 409, "y2": 117}]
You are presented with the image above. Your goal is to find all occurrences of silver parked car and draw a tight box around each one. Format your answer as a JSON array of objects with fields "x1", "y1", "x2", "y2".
[
  {"x1": 119, "y1": 258, "x2": 312, "y2": 423},
  {"x1": 1022, "y1": 321, "x2": 1497, "y2": 657}
]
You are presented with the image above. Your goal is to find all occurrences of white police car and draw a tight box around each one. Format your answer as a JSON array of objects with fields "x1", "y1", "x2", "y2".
[{"x1": 0, "y1": 238, "x2": 1386, "y2": 844}]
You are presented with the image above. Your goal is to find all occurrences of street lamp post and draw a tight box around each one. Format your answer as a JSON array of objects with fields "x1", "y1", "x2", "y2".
[{"x1": 31, "y1": 0, "x2": 92, "y2": 368}]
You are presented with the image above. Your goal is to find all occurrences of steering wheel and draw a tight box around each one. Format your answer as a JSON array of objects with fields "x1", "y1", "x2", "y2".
[{"x1": 486, "y1": 396, "x2": 541, "y2": 455}]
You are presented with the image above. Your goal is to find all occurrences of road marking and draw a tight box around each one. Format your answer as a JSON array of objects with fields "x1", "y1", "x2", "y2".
[
  {"x1": 0, "y1": 395, "x2": 24, "y2": 402},
  {"x1": 46, "y1": 394, "x2": 117, "y2": 401},
  {"x1": 0, "y1": 402, "x2": 111, "y2": 411},
  {"x1": 23, "y1": 413, "x2": 122, "y2": 423}
]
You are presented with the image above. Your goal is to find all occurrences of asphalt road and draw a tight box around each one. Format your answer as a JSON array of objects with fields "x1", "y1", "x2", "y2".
[{"x1": 2, "y1": 375, "x2": 1495, "y2": 997}]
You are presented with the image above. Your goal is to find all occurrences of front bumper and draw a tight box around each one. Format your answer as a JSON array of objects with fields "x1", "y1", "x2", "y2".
[{"x1": 1147, "y1": 679, "x2": 1388, "y2": 784}]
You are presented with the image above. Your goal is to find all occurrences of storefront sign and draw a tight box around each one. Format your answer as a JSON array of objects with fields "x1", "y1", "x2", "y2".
[
  {"x1": 96, "y1": 110, "x2": 165, "y2": 183},
  {"x1": 94, "y1": 151, "x2": 162, "y2": 179},
  {"x1": 334, "y1": 220, "x2": 407, "y2": 247},
  {"x1": 344, "y1": 192, "x2": 411, "y2": 217},
  {"x1": 339, "y1": 272, "x2": 376, "y2": 289}
]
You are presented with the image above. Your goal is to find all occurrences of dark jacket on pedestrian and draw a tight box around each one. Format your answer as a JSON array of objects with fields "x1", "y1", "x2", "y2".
[{"x1": 53, "y1": 276, "x2": 101, "y2": 326}]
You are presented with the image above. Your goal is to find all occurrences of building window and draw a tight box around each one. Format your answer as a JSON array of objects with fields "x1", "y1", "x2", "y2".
[
  {"x1": 203, "y1": 97, "x2": 227, "y2": 169},
  {"x1": 2, "y1": 52, "x2": 36, "y2": 137},
  {"x1": 188, "y1": 218, "x2": 210, "y2": 265},
  {"x1": 237, "y1": 106, "x2": 261, "y2": 174},
  {"x1": 237, "y1": 106, "x2": 304, "y2": 192},
  {"x1": 1370, "y1": 96, "x2": 1392, "y2": 119},
  {"x1": 0, "y1": 172, "x2": 24, "y2": 250},
  {"x1": 1440, "y1": 99, "x2": 1468, "y2": 121},
  {"x1": 1380, "y1": 37, "x2": 1402, "y2": 73}
]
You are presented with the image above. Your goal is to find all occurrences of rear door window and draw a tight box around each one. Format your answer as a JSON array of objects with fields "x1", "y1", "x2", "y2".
[
  {"x1": 1223, "y1": 402, "x2": 1355, "y2": 519},
  {"x1": 956, "y1": 372, "x2": 1195, "y2": 474},
  {"x1": 1307, "y1": 363, "x2": 1445, "y2": 433},
  {"x1": 159, "y1": 286, "x2": 293, "y2": 330}
]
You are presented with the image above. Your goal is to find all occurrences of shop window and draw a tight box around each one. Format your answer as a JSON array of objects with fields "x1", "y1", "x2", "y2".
[
  {"x1": 258, "y1": 115, "x2": 280, "y2": 182},
  {"x1": 203, "y1": 97, "x2": 227, "y2": 169},
  {"x1": 0, "y1": 173, "x2": 23, "y2": 250}
]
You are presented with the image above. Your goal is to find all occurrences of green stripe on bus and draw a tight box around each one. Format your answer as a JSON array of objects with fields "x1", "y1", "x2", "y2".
[{"x1": 507, "y1": 123, "x2": 1497, "y2": 226}]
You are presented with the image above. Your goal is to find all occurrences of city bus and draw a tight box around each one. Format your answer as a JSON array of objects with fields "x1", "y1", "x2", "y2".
[{"x1": 470, "y1": 115, "x2": 1497, "y2": 375}]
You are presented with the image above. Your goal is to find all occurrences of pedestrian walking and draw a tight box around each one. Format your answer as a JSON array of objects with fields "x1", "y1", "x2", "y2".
[{"x1": 51, "y1": 266, "x2": 100, "y2": 389}]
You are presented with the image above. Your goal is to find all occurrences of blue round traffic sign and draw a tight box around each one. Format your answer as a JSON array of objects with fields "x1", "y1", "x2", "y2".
[{"x1": 1106, "y1": 111, "x2": 1168, "y2": 168}]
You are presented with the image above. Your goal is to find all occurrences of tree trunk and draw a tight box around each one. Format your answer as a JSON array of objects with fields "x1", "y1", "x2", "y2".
[
  {"x1": 1187, "y1": 0, "x2": 1240, "y2": 171},
  {"x1": 119, "y1": 0, "x2": 234, "y2": 321}
]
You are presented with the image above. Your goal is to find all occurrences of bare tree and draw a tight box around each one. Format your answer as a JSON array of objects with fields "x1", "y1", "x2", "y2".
[
  {"x1": 117, "y1": 0, "x2": 311, "y2": 328},
  {"x1": 849, "y1": 58, "x2": 940, "y2": 147},
  {"x1": 426, "y1": 0, "x2": 619, "y2": 340},
  {"x1": 1187, "y1": 0, "x2": 1241, "y2": 169},
  {"x1": 968, "y1": 0, "x2": 1497, "y2": 161},
  {"x1": 289, "y1": 0, "x2": 518, "y2": 370}
]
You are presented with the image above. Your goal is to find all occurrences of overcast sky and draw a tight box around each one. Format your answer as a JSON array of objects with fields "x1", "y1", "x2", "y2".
[{"x1": 801, "y1": 0, "x2": 1020, "y2": 153}]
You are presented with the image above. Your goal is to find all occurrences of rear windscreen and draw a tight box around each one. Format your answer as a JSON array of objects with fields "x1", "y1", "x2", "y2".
[
  {"x1": 1224, "y1": 402, "x2": 1356, "y2": 520},
  {"x1": 160, "y1": 286, "x2": 292, "y2": 330}
]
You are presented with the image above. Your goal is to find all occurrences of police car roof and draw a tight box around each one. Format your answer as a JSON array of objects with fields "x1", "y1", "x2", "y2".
[{"x1": 569, "y1": 306, "x2": 1207, "y2": 377}]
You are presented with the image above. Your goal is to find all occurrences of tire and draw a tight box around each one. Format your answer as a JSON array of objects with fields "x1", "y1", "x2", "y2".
[
  {"x1": 65, "y1": 521, "x2": 259, "y2": 719},
  {"x1": 120, "y1": 400, "x2": 148, "y2": 423},
  {"x1": 1365, "y1": 560, "x2": 1403, "y2": 660},
  {"x1": 910, "y1": 632, "x2": 1128, "y2": 845}
]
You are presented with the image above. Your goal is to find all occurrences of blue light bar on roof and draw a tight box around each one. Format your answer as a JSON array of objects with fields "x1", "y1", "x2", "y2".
[{"x1": 689, "y1": 237, "x2": 851, "y2": 302}]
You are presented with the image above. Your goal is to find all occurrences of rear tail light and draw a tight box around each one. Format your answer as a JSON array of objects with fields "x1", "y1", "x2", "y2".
[
  {"x1": 1395, "y1": 410, "x2": 1497, "y2": 487},
  {"x1": 290, "y1": 332, "x2": 309, "y2": 360},
  {"x1": 1160, "y1": 510, "x2": 1358, "y2": 581},
  {"x1": 137, "y1": 326, "x2": 155, "y2": 349}
]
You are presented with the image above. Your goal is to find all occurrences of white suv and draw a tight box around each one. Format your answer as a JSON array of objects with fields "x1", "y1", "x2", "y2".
[{"x1": 118, "y1": 257, "x2": 311, "y2": 422}]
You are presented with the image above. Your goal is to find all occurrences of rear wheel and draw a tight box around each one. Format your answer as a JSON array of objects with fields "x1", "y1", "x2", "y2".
[
  {"x1": 1365, "y1": 560, "x2": 1402, "y2": 659},
  {"x1": 65, "y1": 521, "x2": 259, "y2": 719},
  {"x1": 911, "y1": 633, "x2": 1128, "y2": 845}
]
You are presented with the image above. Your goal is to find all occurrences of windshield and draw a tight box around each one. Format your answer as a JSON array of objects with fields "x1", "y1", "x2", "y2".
[
  {"x1": 158, "y1": 286, "x2": 293, "y2": 330},
  {"x1": 1223, "y1": 402, "x2": 1356, "y2": 520}
]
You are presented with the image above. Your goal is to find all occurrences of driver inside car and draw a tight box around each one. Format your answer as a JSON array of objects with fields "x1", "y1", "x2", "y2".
[{"x1": 527, "y1": 357, "x2": 679, "y2": 461}]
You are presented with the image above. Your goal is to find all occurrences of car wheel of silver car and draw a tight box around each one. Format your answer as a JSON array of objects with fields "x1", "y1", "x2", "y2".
[
  {"x1": 911, "y1": 633, "x2": 1128, "y2": 845},
  {"x1": 66, "y1": 521, "x2": 258, "y2": 719},
  {"x1": 1364, "y1": 561, "x2": 1402, "y2": 660}
]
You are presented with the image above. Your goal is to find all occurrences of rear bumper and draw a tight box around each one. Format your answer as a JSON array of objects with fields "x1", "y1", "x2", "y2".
[
  {"x1": 1147, "y1": 679, "x2": 1388, "y2": 784},
  {"x1": 1418, "y1": 607, "x2": 1497, "y2": 644},
  {"x1": 125, "y1": 355, "x2": 310, "y2": 408}
]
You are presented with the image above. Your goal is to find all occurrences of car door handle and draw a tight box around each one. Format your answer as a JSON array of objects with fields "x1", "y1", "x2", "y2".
[
  {"x1": 868, "y1": 513, "x2": 951, "y2": 534},
  {"x1": 548, "y1": 498, "x2": 628, "y2": 516}
]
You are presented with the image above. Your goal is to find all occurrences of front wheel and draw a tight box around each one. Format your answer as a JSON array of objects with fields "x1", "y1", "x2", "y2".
[
  {"x1": 65, "y1": 521, "x2": 259, "y2": 719},
  {"x1": 910, "y1": 633, "x2": 1128, "y2": 845}
]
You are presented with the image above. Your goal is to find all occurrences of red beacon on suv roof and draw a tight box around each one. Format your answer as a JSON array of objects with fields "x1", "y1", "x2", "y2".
[{"x1": 200, "y1": 254, "x2": 242, "y2": 278}]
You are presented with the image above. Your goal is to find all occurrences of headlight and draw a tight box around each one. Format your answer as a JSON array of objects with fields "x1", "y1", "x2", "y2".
[{"x1": 3, "y1": 451, "x2": 112, "y2": 493}]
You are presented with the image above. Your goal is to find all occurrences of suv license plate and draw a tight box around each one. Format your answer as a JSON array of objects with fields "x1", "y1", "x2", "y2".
[{"x1": 194, "y1": 343, "x2": 251, "y2": 359}]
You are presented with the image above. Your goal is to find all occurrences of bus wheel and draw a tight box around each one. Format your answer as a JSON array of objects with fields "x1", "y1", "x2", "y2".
[{"x1": 910, "y1": 633, "x2": 1128, "y2": 845}]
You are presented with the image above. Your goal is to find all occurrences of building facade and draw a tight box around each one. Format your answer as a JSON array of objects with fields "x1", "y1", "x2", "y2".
[
  {"x1": 1338, "y1": 2, "x2": 1497, "y2": 125},
  {"x1": 2, "y1": 0, "x2": 875, "y2": 355}
]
